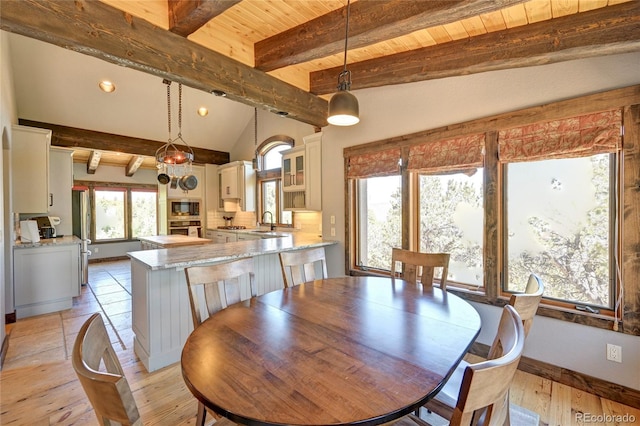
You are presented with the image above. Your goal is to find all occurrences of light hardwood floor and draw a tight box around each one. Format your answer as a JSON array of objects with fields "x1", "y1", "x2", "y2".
[{"x1": 1, "y1": 260, "x2": 638, "y2": 425}]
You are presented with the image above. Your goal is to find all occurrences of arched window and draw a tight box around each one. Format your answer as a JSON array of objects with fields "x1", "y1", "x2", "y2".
[{"x1": 256, "y1": 136, "x2": 294, "y2": 227}]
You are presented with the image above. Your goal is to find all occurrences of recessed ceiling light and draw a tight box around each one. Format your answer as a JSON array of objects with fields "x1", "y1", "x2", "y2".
[
  {"x1": 197, "y1": 107, "x2": 208, "y2": 117},
  {"x1": 98, "y1": 80, "x2": 116, "y2": 93}
]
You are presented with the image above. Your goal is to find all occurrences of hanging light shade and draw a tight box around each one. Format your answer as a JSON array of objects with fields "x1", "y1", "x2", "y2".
[{"x1": 328, "y1": 0, "x2": 359, "y2": 126}]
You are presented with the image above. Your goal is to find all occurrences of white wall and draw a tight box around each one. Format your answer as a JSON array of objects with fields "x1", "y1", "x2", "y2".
[
  {"x1": 1, "y1": 30, "x2": 19, "y2": 355},
  {"x1": 317, "y1": 52, "x2": 640, "y2": 389},
  {"x1": 230, "y1": 107, "x2": 315, "y2": 162}
]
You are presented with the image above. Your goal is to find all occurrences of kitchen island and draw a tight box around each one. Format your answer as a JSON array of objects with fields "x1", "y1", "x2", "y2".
[
  {"x1": 138, "y1": 234, "x2": 212, "y2": 249},
  {"x1": 128, "y1": 233, "x2": 336, "y2": 372}
]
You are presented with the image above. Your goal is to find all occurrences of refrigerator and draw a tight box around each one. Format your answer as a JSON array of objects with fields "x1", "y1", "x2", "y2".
[{"x1": 72, "y1": 189, "x2": 91, "y2": 285}]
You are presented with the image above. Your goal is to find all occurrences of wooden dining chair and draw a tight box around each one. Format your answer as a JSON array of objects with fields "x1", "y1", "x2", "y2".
[
  {"x1": 72, "y1": 313, "x2": 141, "y2": 426},
  {"x1": 184, "y1": 257, "x2": 256, "y2": 426},
  {"x1": 423, "y1": 273, "x2": 544, "y2": 424},
  {"x1": 393, "y1": 305, "x2": 525, "y2": 426},
  {"x1": 279, "y1": 247, "x2": 328, "y2": 287},
  {"x1": 391, "y1": 248, "x2": 450, "y2": 289}
]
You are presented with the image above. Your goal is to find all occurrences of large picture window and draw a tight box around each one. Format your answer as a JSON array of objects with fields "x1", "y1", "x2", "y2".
[
  {"x1": 347, "y1": 108, "x2": 625, "y2": 320},
  {"x1": 90, "y1": 184, "x2": 157, "y2": 242},
  {"x1": 504, "y1": 154, "x2": 614, "y2": 309},
  {"x1": 94, "y1": 188, "x2": 126, "y2": 241},
  {"x1": 418, "y1": 171, "x2": 484, "y2": 286},
  {"x1": 355, "y1": 175, "x2": 402, "y2": 271}
]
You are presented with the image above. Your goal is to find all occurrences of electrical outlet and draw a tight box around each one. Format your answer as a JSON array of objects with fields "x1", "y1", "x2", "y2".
[
  {"x1": 94, "y1": 247, "x2": 99, "y2": 253},
  {"x1": 330, "y1": 215, "x2": 335, "y2": 224},
  {"x1": 330, "y1": 227, "x2": 336, "y2": 237},
  {"x1": 606, "y1": 343, "x2": 622, "y2": 363}
]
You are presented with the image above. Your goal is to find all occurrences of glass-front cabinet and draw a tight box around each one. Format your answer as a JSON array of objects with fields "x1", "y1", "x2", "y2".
[
  {"x1": 282, "y1": 147, "x2": 305, "y2": 191},
  {"x1": 281, "y1": 133, "x2": 322, "y2": 211}
]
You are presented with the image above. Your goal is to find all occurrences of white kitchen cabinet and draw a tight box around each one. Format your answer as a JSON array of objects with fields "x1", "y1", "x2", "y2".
[
  {"x1": 11, "y1": 124, "x2": 51, "y2": 214},
  {"x1": 166, "y1": 165, "x2": 205, "y2": 199},
  {"x1": 204, "y1": 164, "x2": 218, "y2": 226},
  {"x1": 49, "y1": 147, "x2": 74, "y2": 236},
  {"x1": 282, "y1": 146, "x2": 305, "y2": 192},
  {"x1": 217, "y1": 161, "x2": 255, "y2": 212},
  {"x1": 237, "y1": 233, "x2": 263, "y2": 241},
  {"x1": 213, "y1": 230, "x2": 237, "y2": 243},
  {"x1": 14, "y1": 240, "x2": 81, "y2": 318},
  {"x1": 282, "y1": 132, "x2": 322, "y2": 211}
]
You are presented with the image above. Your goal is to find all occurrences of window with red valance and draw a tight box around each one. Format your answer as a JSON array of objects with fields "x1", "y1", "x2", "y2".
[
  {"x1": 407, "y1": 133, "x2": 485, "y2": 173},
  {"x1": 346, "y1": 148, "x2": 401, "y2": 178},
  {"x1": 498, "y1": 109, "x2": 622, "y2": 162}
]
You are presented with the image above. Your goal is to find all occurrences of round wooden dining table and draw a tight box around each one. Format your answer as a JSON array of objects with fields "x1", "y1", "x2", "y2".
[{"x1": 181, "y1": 276, "x2": 481, "y2": 426}]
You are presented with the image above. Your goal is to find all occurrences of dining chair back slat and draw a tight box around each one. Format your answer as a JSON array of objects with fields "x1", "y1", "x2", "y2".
[
  {"x1": 391, "y1": 248, "x2": 450, "y2": 289},
  {"x1": 394, "y1": 305, "x2": 525, "y2": 426},
  {"x1": 453, "y1": 305, "x2": 525, "y2": 425},
  {"x1": 72, "y1": 313, "x2": 141, "y2": 426},
  {"x1": 509, "y1": 273, "x2": 544, "y2": 337},
  {"x1": 185, "y1": 257, "x2": 256, "y2": 328},
  {"x1": 184, "y1": 258, "x2": 254, "y2": 426},
  {"x1": 279, "y1": 247, "x2": 328, "y2": 287},
  {"x1": 423, "y1": 273, "x2": 544, "y2": 424}
]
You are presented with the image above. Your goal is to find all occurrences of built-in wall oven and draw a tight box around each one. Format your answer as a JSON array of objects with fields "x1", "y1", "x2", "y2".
[{"x1": 168, "y1": 199, "x2": 202, "y2": 237}]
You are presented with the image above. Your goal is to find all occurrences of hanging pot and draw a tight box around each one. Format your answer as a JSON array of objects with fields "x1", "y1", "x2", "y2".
[
  {"x1": 170, "y1": 176, "x2": 178, "y2": 189},
  {"x1": 180, "y1": 174, "x2": 198, "y2": 191},
  {"x1": 157, "y1": 172, "x2": 170, "y2": 185}
]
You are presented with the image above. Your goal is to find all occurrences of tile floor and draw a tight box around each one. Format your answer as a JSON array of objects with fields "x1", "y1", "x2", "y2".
[{"x1": 3, "y1": 259, "x2": 133, "y2": 370}]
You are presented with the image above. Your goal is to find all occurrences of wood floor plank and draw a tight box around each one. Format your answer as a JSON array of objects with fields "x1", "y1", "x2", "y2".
[{"x1": 2, "y1": 260, "x2": 639, "y2": 426}]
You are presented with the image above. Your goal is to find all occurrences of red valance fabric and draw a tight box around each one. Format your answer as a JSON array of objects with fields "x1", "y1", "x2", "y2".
[
  {"x1": 498, "y1": 109, "x2": 622, "y2": 163},
  {"x1": 347, "y1": 148, "x2": 401, "y2": 178},
  {"x1": 407, "y1": 134, "x2": 485, "y2": 173}
]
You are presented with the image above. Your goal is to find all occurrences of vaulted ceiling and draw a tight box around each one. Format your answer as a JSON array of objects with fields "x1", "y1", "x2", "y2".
[
  {"x1": 3, "y1": 0, "x2": 639, "y2": 130},
  {"x1": 1, "y1": 0, "x2": 640, "y2": 126}
]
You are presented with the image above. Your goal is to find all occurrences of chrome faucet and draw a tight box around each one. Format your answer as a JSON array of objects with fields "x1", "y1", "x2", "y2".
[{"x1": 262, "y1": 211, "x2": 275, "y2": 231}]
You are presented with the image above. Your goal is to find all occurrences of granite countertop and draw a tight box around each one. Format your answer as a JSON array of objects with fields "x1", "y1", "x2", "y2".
[
  {"x1": 138, "y1": 235, "x2": 213, "y2": 247},
  {"x1": 128, "y1": 233, "x2": 336, "y2": 271},
  {"x1": 14, "y1": 235, "x2": 81, "y2": 249}
]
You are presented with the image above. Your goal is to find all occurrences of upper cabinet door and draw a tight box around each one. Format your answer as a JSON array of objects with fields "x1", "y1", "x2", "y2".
[
  {"x1": 11, "y1": 125, "x2": 51, "y2": 214},
  {"x1": 281, "y1": 146, "x2": 305, "y2": 192}
]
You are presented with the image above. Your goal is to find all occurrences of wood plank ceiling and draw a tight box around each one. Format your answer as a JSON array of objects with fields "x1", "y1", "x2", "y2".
[{"x1": 2, "y1": 0, "x2": 640, "y2": 171}]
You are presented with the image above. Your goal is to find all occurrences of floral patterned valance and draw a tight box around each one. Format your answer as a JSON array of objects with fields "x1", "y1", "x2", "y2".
[
  {"x1": 498, "y1": 109, "x2": 622, "y2": 163},
  {"x1": 347, "y1": 148, "x2": 401, "y2": 178},
  {"x1": 407, "y1": 134, "x2": 485, "y2": 173}
]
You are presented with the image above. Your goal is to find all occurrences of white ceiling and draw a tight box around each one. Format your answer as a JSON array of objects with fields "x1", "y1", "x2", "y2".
[{"x1": 7, "y1": 32, "x2": 255, "y2": 153}]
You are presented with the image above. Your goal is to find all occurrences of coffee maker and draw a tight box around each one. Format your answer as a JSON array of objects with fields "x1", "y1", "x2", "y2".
[{"x1": 33, "y1": 216, "x2": 60, "y2": 238}]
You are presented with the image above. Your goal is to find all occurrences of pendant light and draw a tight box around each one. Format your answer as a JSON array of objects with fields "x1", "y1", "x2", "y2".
[{"x1": 327, "y1": 0, "x2": 359, "y2": 126}]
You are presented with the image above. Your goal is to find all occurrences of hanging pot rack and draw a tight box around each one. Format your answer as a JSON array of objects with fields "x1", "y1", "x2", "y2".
[{"x1": 156, "y1": 80, "x2": 194, "y2": 170}]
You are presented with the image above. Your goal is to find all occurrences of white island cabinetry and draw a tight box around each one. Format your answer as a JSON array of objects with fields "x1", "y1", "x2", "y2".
[
  {"x1": 129, "y1": 234, "x2": 336, "y2": 372},
  {"x1": 14, "y1": 237, "x2": 81, "y2": 318}
]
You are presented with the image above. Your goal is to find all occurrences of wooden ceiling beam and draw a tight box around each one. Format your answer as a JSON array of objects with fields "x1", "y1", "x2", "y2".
[
  {"x1": 18, "y1": 119, "x2": 231, "y2": 165},
  {"x1": 255, "y1": 0, "x2": 527, "y2": 72},
  {"x1": 1, "y1": 0, "x2": 328, "y2": 127},
  {"x1": 310, "y1": 1, "x2": 640, "y2": 95},
  {"x1": 125, "y1": 156, "x2": 145, "y2": 177},
  {"x1": 87, "y1": 150, "x2": 101, "y2": 174},
  {"x1": 168, "y1": 0, "x2": 240, "y2": 37}
]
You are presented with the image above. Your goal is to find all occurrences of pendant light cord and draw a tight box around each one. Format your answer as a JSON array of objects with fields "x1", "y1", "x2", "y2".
[
  {"x1": 166, "y1": 80, "x2": 172, "y2": 142},
  {"x1": 342, "y1": 0, "x2": 351, "y2": 74}
]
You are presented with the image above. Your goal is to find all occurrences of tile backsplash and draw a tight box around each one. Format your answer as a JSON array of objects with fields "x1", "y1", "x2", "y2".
[{"x1": 206, "y1": 210, "x2": 322, "y2": 234}]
